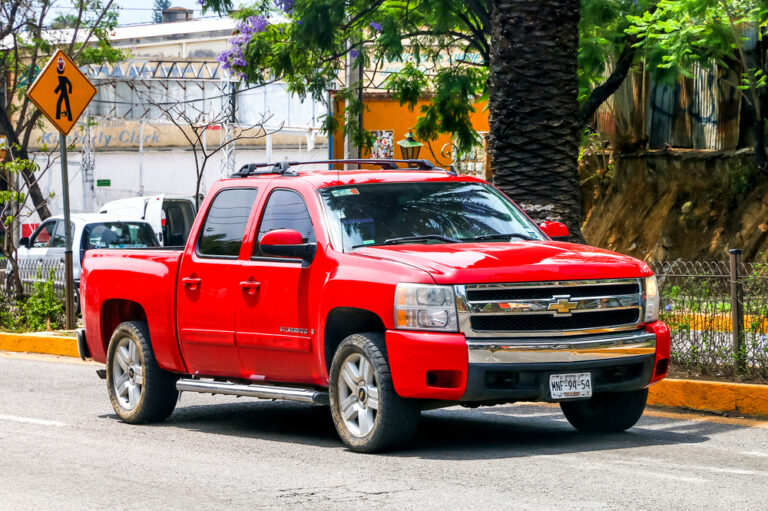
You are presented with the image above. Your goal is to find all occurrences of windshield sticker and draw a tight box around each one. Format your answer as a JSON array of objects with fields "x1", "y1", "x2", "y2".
[
  {"x1": 331, "y1": 188, "x2": 359, "y2": 197},
  {"x1": 362, "y1": 239, "x2": 375, "y2": 245}
]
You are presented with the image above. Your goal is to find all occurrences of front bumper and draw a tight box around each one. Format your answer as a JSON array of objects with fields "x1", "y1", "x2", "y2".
[{"x1": 385, "y1": 321, "x2": 671, "y2": 402}]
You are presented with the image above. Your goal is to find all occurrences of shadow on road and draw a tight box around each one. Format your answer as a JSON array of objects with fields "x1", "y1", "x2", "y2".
[
  {"x1": 105, "y1": 400, "x2": 747, "y2": 458},
  {"x1": 399, "y1": 407, "x2": 720, "y2": 460}
]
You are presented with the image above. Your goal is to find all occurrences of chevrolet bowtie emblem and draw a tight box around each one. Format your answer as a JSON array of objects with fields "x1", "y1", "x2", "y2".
[{"x1": 547, "y1": 295, "x2": 579, "y2": 316}]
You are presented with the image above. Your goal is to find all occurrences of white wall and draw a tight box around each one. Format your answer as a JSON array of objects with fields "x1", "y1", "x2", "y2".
[{"x1": 29, "y1": 145, "x2": 329, "y2": 224}]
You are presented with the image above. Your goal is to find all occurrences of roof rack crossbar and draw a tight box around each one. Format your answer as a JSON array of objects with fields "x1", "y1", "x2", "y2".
[{"x1": 229, "y1": 159, "x2": 445, "y2": 178}]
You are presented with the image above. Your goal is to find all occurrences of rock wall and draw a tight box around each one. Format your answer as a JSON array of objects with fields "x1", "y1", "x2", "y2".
[{"x1": 581, "y1": 150, "x2": 768, "y2": 262}]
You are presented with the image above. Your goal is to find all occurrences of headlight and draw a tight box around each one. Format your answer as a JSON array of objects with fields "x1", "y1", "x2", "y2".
[
  {"x1": 395, "y1": 283, "x2": 458, "y2": 332},
  {"x1": 644, "y1": 275, "x2": 659, "y2": 323}
]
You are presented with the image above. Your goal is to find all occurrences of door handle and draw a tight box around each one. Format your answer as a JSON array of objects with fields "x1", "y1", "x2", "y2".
[
  {"x1": 240, "y1": 280, "x2": 261, "y2": 295},
  {"x1": 182, "y1": 276, "x2": 201, "y2": 290}
]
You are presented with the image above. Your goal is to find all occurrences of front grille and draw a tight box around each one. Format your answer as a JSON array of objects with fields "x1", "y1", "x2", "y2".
[
  {"x1": 470, "y1": 309, "x2": 640, "y2": 332},
  {"x1": 466, "y1": 283, "x2": 640, "y2": 302},
  {"x1": 459, "y1": 279, "x2": 644, "y2": 337}
]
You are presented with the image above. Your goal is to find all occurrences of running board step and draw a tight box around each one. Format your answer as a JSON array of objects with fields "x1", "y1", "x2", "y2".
[{"x1": 176, "y1": 379, "x2": 329, "y2": 405}]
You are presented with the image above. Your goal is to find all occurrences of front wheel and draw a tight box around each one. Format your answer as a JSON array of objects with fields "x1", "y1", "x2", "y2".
[
  {"x1": 329, "y1": 332, "x2": 420, "y2": 453},
  {"x1": 560, "y1": 388, "x2": 648, "y2": 433},
  {"x1": 106, "y1": 321, "x2": 178, "y2": 424}
]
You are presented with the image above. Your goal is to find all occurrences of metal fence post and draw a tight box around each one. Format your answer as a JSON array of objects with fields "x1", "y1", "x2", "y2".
[{"x1": 729, "y1": 249, "x2": 745, "y2": 372}]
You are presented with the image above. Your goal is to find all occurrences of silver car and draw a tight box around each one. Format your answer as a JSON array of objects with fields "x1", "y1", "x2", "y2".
[{"x1": 9, "y1": 213, "x2": 158, "y2": 307}]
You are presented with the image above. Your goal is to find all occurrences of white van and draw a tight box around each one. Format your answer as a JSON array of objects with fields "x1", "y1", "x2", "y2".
[{"x1": 98, "y1": 194, "x2": 197, "y2": 246}]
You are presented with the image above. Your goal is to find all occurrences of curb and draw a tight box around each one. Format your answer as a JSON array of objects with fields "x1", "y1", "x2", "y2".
[
  {"x1": 0, "y1": 331, "x2": 78, "y2": 358},
  {"x1": 0, "y1": 333, "x2": 766, "y2": 419},
  {"x1": 649, "y1": 378, "x2": 768, "y2": 418}
]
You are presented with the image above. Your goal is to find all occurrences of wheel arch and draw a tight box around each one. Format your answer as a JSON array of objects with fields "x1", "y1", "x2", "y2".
[
  {"x1": 100, "y1": 299, "x2": 148, "y2": 356},
  {"x1": 323, "y1": 307, "x2": 386, "y2": 374}
]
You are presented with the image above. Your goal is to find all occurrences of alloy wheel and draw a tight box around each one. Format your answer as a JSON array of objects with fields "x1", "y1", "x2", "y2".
[
  {"x1": 112, "y1": 337, "x2": 144, "y2": 411},
  {"x1": 337, "y1": 352, "x2": 379, "y2": 437}
]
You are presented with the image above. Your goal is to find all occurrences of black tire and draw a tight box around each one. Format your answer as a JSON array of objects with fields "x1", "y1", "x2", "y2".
[
  {"x1": 560, "y1": 388, "x2": 648, "y2": 433},
  {"x1": 106, "y1": 320, "x2": 178, "y2": 424},
  {"x1": 329, "y1": 332, "x2": 420, "y2": 453}
]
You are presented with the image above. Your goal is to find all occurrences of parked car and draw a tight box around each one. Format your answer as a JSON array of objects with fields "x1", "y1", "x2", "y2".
[
  {"x1": 79, "y1": 159, "x2": 670, "y2": 453},
  {"x1": 10, "y1": 214, "x2": 158, "y2": 308},
  {"x1": 98, "y1": 194, "x2": 197, "y2": 246}
]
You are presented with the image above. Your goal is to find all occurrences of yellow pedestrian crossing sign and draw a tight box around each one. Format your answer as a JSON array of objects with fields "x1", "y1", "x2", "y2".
[{"x1": 26, "y1": 50, "x2": 97, "y2": 136}]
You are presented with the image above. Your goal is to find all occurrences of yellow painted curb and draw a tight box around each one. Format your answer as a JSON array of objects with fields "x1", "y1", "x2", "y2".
[
  {"x1": 663, "y1": 313, "x2": 768, "y2": 334},
  {"x1": 0, "y1": 332, "x2": 78, "y2": 358},
  {"x1": 649, "y1": 378, "x2": 768, "y2": 418}
]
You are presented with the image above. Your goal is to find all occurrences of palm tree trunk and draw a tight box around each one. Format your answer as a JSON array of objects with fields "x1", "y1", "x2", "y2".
[{"x1": 487, "y1": 0, "x2": 584, "y2": 242}]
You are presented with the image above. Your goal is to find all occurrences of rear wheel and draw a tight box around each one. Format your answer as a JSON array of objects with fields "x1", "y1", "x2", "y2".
[
  {"x1": 106, "y1": 321, "x2": 178, "y2": 424},
  {"x1": 329, "y1": 332, "x2": 420, "y2": 452},
  {"x1": 560, "y1": 388, "x2": 648, "y2": 433}
]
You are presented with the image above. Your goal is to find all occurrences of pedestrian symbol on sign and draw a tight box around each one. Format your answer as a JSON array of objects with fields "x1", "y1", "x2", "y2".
[{"x1": 54, "y1": 56, "x2": 73, "y2": 122}]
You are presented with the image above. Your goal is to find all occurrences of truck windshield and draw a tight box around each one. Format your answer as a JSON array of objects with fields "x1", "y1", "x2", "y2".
[
  {"x1": 83, "y1": 222, "x2": 159, "y2": 249},
  {"x1": 319, "y1": 181, "x2": 545, "y2": 250}
]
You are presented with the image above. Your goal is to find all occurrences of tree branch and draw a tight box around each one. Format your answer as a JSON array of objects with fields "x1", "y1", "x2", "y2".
[
  {"x1": 578, "y1": 36, "x2": 637, "y2": 126},
  {"x1": 72, "y1": 0, "x2": 115, "y2": 60}
]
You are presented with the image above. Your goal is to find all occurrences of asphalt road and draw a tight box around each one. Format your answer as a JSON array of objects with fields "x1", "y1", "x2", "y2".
[{"x1": 1, "y1": 352, "x2": 767, "y2": 510}]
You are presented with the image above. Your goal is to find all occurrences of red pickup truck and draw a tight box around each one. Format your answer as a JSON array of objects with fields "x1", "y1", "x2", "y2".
[{"x1": 79, "y1": 159, "x2": 670, "y2": 452}]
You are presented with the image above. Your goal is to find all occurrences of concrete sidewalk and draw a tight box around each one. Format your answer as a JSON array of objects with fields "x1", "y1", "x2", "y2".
[{"x1": 2, "y1": 330, "x2": 767, "y2": 419}]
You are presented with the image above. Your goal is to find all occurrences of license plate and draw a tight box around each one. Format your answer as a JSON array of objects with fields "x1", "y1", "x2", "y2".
[{"x1": 549, "y1": 372, "x2": 592, "y2": 400}]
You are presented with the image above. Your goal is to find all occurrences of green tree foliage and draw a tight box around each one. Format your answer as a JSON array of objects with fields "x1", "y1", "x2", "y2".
[
  {"x1": 203, "y1": 0, "x2": 492, "y2": 153},
  {"x1": 201, "y1": 0, "x2": 654, "y2": 153},
  {"x1": 626, "y1": 0, "x2": 768, "y2": 173}
]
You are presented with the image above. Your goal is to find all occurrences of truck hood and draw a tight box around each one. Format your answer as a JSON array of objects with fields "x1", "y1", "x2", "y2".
[{"x1": 353, "y1": 241, "x2": 652, "y2": 284}]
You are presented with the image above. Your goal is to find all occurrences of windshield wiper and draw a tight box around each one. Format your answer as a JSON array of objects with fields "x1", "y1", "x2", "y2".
[
  {"x1": 350, "y1": 235, "x2": 460, "y2": 249},
  {"x1": 383, "y1": 234, "x2": 462, "y2": 245},
  {"x1": 466, "y1": 233, "x2": 534, "y2": 241}
]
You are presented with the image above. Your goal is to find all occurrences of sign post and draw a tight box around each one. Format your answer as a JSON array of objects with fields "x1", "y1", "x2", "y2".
[{"x1": 26, "y1": 50, "x2": 97, "y2": 330}]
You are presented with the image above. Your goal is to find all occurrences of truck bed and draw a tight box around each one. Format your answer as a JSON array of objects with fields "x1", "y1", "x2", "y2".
[{"x1": 81, "y1": 248, "x2": 186, "y2": 371}]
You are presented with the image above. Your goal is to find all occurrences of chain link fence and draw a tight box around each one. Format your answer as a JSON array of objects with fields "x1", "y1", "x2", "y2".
[{"x1": 651, "y1": 255, "x2": 768, "y2": 379}]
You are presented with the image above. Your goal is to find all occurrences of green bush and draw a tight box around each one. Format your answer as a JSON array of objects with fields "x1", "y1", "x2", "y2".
[
  {"x1": 21, "y1": 269, "x2": 65, "y2": 331},
  {"x1": 0, "y1": 269, "x2": 65, "y2": 332}
]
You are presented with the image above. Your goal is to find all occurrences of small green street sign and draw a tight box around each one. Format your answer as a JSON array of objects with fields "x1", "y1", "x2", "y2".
[{"x1": 96, "y1": 179, "x2": 111, "y2": 187}]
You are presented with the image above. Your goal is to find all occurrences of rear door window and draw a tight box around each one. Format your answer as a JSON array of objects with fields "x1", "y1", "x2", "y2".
[
  {"x1": 198, "y1": 188, "x2": 259, "y2": 257},
  {"x1": 254, "y1": 189, "x2": 315, "y2": 257}
]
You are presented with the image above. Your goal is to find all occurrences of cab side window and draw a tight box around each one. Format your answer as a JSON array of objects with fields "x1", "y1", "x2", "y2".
[
  {"x1": 254, "y1": 189, "x2": 315, "y2": 257},
  {"x1": 30, "y1": 221, "x2": 56, "y2": 248},
  {"x1": 198, "y1": 188, "x2": 259, "y2": 258}
]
